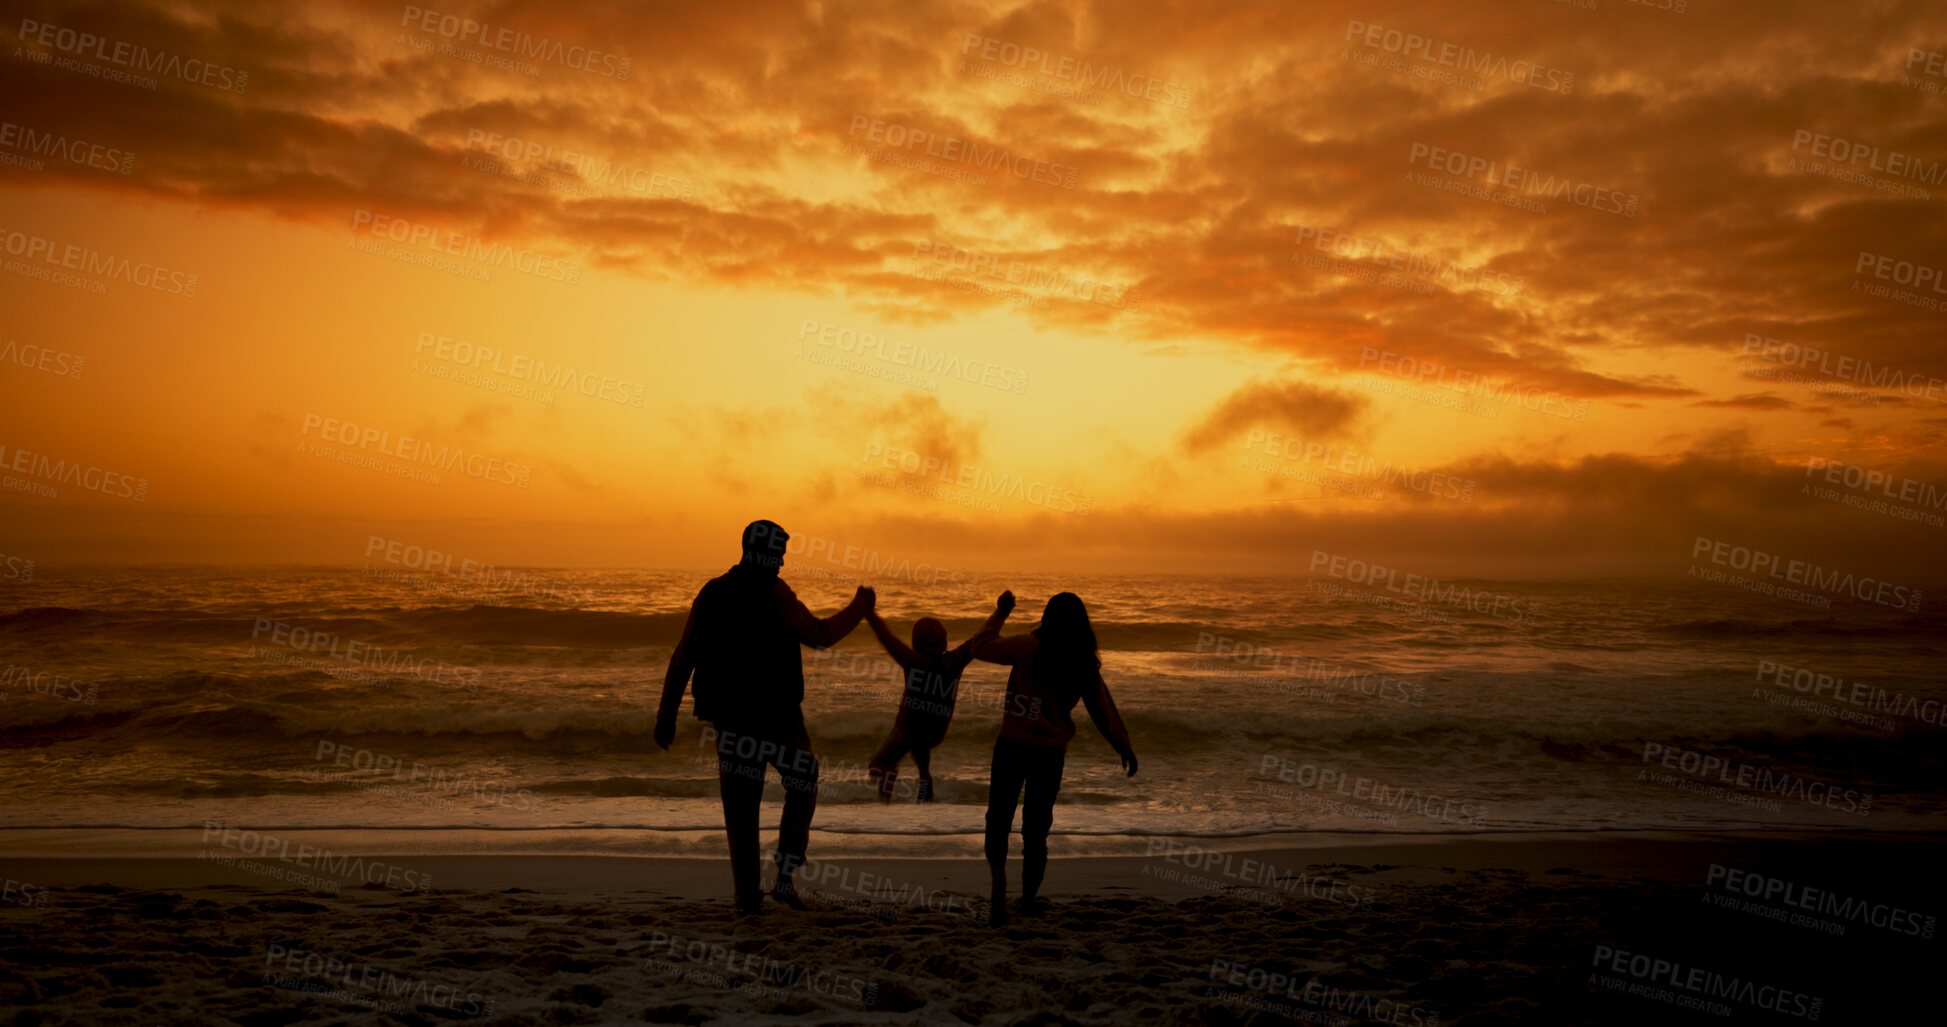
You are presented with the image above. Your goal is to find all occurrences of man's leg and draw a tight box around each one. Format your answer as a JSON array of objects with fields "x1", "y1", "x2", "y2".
[
  {"x1": 984, "y1": 739, "x2": 1029, "y2": 925},
  {"x1": 714, "y1": 724, "x2": 768, "y2": 914},
  {"x1": 1018, "y1": 744, "x2": 1067, "y2": 908},
  {"x1": 770, "y1": 721, "x2": 820, "y2": 907}
]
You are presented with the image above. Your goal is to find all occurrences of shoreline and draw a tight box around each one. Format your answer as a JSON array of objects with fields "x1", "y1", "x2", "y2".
[{"x1": 7, "y1": 829, "x2": 1943, "y2": 892}]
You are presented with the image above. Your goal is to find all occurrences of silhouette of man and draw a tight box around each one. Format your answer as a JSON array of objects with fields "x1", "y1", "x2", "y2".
[{"x1": 655, "y1": 519, "x2": 873, "y2": 913}]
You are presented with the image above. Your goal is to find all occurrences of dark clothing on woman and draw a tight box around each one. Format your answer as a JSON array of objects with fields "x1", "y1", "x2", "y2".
[
  {"x1": 985, "y1": 737, "x2": 1066, "y2": 869},
  {"x1": 972, "y1": 632, "x2": 1134, "y2": 891}
]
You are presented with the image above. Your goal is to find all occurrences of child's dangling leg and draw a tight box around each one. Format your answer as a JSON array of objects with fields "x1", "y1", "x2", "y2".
[
  {"x1": 868, "y1": 727, "x2": 910, "y2": 804},
  {"x1": 913, "y1": 746, "x2": 935, "y2": 802}
]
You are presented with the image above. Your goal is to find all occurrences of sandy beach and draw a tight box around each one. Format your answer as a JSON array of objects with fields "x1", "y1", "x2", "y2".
[{"x1": 3, "y1": 832, "x2": 1937, "y2": 1025}]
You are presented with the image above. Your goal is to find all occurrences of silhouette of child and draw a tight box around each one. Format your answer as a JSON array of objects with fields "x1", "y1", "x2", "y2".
[{"x1": 863, "y1": 591, "x2": 1014, "y2": 802}]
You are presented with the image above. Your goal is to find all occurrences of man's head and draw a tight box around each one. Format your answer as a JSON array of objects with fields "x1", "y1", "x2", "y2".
[
  {"x1": 911, "y1": 617, "x2": 948, "y2": 656},
  {"x1": 741, "y1": 519, "x2": 789, "y2": 570}
]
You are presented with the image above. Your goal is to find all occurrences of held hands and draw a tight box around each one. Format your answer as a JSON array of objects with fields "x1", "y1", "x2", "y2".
[
  {"x1": 852, "y1": 585, "x2": 877, "y2": 612},
  {"x1": 996, "y1": 590, "x2": 1015, "y2": 616},
  {"x1": 1120, "y1": 750, "x2": 1138, "y2": 777}
]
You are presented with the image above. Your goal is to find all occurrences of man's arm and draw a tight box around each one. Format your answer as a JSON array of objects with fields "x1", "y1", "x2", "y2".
[
  {"x1": 775, "y1": 580, "x2": 872, "y2": 649},
  {"x1": 653, "y1": 598, "x2": 703, "y2": 750},
  {"x1": 949, "y1": 590, "x2": 1015, "y2": 672},
  {"x1": 1079, "y1": 670, "x2": 1137, "y2": 775},
  {"x1": 865, "y1": 610, "x2": 919, "y2": 667}
]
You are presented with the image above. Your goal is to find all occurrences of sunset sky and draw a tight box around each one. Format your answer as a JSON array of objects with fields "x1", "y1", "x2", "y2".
[{"x1": 3, "y1": 0, "x2": 1945, "y2": 579}]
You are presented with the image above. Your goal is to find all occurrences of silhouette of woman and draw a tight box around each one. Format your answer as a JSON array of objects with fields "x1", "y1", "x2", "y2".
[{"x1": 972, "y1": 592, "x2": 1137, "y2": 925}]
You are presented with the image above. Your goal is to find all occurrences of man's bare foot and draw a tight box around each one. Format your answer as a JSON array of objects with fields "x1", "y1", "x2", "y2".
[
  {"x1": 1013, "y1": 896, "x2": 1045, "y2": 918},
  {"x1": 986, "y1": 895, "x2": 1007, "y2": 927},
  {"x1": 735, "y1": 896, "x2": 767, "y2": 917}
]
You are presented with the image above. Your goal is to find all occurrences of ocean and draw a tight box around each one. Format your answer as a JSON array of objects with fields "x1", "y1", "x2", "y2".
[{"x1": 1, "y1": 566, "x2": 1941, "y2": 857}]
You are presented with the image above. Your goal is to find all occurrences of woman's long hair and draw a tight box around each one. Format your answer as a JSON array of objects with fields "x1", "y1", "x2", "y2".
[{"x1": 1031, "y1": 592, "x2": 1100, "y2": 697}]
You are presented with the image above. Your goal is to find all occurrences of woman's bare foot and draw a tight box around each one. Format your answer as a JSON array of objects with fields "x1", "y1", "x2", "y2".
[
  {"x1": 770, "y1": 879, "x2": 812, "y2": 911},
  {"x1": 917, "y1": 777, "x2": 934, "y2": 802},
  {"x1": 986, "y1": 896, "x2": 1008, "y2": 927}
]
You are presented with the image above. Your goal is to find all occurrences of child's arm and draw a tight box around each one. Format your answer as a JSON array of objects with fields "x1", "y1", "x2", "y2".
[
  {"x1": 1080, "y1": 669, "x2": 1137, "y2": 776},
  {"x1": 949, "y1": 591, "x2": 1014, "y2": 672},
  {"x1": 864, "y1": 610, "x2": 919, "y2": 668}
]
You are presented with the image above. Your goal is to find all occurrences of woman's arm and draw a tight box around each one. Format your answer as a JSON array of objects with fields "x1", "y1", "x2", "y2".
[
  {"x1": 1080, "y1": 670, "x2": 1137, "y2": 775},
  {"x1": 949, "y1": 591, "x2": 1014, "y2": 672}
]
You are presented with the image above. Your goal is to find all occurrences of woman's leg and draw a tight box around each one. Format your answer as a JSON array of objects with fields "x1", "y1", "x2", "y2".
[
  {"x1": 984, "y1": 739, "x2": 1029, "y2": 925},
  {"x1": 1017, "y1": 744, "x2": 1067, "y2": 907}
]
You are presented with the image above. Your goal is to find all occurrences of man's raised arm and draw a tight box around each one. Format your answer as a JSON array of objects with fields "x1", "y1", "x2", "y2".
[{"x1": 776, "y1": 580, "x2": 874, "y2": 649}]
